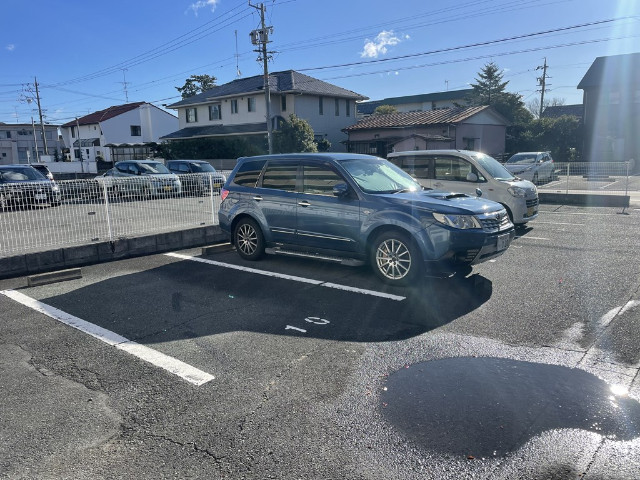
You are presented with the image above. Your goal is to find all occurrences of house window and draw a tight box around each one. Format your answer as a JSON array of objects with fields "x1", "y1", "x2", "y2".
[
  {"x1": 248, "y1": 97, "x2": 256, "y2": 112},
  {"x1": 346, "y1": 100, "x2": 350, "y2": 117},
  {"x1": 4, "y1": 131, "x2": 11, "y2": 139},
  {"x1": 609, "y1": 91, "x2": 620, "y2": 105},
  {"x1": 281, "y1": 95, "x2": 287, "y2": 112},
  {"x1": 335, "y1": 98, "x2": 340, "y2": 116},
  {"x1": 231, "y1": 99, "x2": 238, "y2": 114},
  {"x1": 71, "y1": 127, "x2": 75, "y2": 138},
  {"x1": 186, "y1": 108, "x2": 198, "y2": 123},
  {"x1": 319, "y1": 96, "x2": 324, "y2": 115},
  {"x1": 130, "y1": 125, "x2": 141, "y2": 136},
  {"x1": 209, "y1": 104, "x2": 222, "y2": 120}
]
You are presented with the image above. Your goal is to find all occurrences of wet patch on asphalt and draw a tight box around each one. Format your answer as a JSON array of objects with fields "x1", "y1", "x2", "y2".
[{"x1": 381, "y1": 357, "x2": 640, "y2": 458}]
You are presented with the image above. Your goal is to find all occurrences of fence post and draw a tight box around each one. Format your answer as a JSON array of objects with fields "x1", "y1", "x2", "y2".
[
  {"x1": 210, "y1": 175, "x2": 216, "y2": 225},
  {"x1": 102, "y1": 182, "x2": 114, "y2": 242},
  {"x1": 565, "y1": 163, "x2": 570, "y2": 195}
]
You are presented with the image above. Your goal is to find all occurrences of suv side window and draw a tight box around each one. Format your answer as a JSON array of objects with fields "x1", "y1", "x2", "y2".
[
  {"x1": 176, "y1": 163, "x2": 190, "y2": 173},
  {"x1": 116, "y1": 163, "x2": 129, "y2": 174},
  {"x1": 302, "y1": 164, "x2": 344, "y2": 195},
  {"x1": 434, "y1": 156, "x2": 474, "y2": 182},
  {"x1": 261, "y1": 162, "x2": 297, "y2": 192},
  {"x1": 233, "y1": 159, "x2": 266, "y2": 187}
]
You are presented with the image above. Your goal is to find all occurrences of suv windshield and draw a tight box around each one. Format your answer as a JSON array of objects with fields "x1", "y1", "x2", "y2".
[
  {"x1": 0, "y1": 167, "x2": 46, "y2": 182},
  {"x1": 471, "y1": 153, "x2": 516, "y2": 181},
  {"x1": 506, "y1": 154, "x2": 538, "y2": 165},
  {"x1": 189, "y1": 162, "x2": 216, "y2": 173},
  {"x1": 139, "y1": 162, "x2": 170, "y2": 174},
  {"x1": 339, "y1": 157, "x2": 421, "y2": 194}
]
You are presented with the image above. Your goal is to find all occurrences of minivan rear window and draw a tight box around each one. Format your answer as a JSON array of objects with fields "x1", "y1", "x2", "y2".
[{"x1": 233, "y1": 159, "x2": 266, "y2": 187}]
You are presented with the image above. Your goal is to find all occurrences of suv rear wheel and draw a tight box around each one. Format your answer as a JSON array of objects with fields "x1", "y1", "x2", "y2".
[
  {"x1": 234, "y1": 218, "x2": 265, "y2": 261},
  {"x1": 370, "y1": 231, "x2": 420, "y2": 285}
]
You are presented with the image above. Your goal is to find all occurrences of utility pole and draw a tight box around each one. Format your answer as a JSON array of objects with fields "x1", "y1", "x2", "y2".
[
  {"x1": 536, "y1": 58, "x2": 550, "y2": 118},
  {"x1": 249, "y1": 2, "x2": 274, "y2": 154},
  {"x1": 31, "y1": 117, "x2": 40, "y2": 163},
  {"x1": 33, "y1": 77, "x2": 49, "y2": 155},
  {"x1": 121, "y1": 69, "x2": 130, "y2": 102}
]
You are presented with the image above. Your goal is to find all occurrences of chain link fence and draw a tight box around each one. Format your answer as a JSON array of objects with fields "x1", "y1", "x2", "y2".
[{"x1": 0, "y1": 173, "x2": 229, "y2": 257}]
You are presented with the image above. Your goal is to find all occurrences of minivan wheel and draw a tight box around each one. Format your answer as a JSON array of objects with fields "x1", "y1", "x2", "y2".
[
  {"x1": 234, "y1": 218, "x2": 264, "y2": 261},
  {"x1": 370, "y1": 231, "x2": 419, "y2": 285}
]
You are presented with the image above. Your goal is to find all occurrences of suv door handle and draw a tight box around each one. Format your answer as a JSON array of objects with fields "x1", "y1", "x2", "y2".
[
  {"x1": 298, "y1": 200, "x2": 311, "y2": 207},
  {"x1": 252, "y1": 195, "x2": 263, "y2": 201}
]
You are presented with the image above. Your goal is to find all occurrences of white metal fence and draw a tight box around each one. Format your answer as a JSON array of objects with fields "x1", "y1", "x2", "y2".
[
  {"x1": 0, "y1": 173, "x2": 227, "y2": 257},
  {"x1": 535, "y1": 161, "x2": 638, "y2": 194}
]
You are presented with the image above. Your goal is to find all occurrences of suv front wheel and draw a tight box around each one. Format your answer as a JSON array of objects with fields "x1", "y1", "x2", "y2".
[
  {"x1": 370, "y1": 231, "x2": 420, "y2": 285},
  {"x1": 234, "y1": 217, "x2": 265, "y2": 261}
]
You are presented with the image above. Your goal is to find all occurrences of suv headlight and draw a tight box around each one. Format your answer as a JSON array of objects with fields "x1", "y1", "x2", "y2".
[
  {"x1": 508, "y1": 186, "x2": 526, "y2": 198},
  {"x1": 432, "y1": 212, "x2": 482, "y2": 229}
]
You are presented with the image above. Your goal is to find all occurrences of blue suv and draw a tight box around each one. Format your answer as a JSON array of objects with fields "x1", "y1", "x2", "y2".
[{"x1": 219, "y1": 153, "x2": 514, "y2": 284}]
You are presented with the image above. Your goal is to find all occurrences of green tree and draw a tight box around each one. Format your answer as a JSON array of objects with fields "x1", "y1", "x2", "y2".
[
  {"x1": 315, "y1": 137, "x2": 331, "y2": 152},
  {"x1": 273, "y1": 114, "x2": 318, "y2": 153},
  {"x1": 373, "y1": 104, "x2": 398, "y2": 115},
  {"x1": 466, "y1": 62, "x2": 532, "y2": 124},
  {"x1": 176, "y1": 74, "x2": 217, "y2": 99}
]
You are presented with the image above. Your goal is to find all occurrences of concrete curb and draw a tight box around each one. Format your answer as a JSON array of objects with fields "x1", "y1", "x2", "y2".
[
  {"x1": 538, "y1": 192, "x2": 630, "y2": 207},
  {"x1": 0, "y1": 226, "x2": 228, "y2": 280}
]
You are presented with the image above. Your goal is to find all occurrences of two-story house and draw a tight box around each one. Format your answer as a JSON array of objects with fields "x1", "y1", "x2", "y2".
[
  {"x1": 161, "y1": 70, "x2": 367, "y2": 152},
  {"x1": 356, "y1": 89, "x2": 473, "y2": 119},
  {"x1": 0, "y1": 122, "x2": 65, "y2": 165},
  {"x1": 60, "y1": 102, "x2": 178, "y2": 166},
  {"x1": 577, "y1": 52, "x2": 640, "y2": 169}
]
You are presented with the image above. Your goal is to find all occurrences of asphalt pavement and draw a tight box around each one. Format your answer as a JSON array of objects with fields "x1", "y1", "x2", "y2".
[{"x1": 1, "y1": 204, "x2": 639, "y2": 479}]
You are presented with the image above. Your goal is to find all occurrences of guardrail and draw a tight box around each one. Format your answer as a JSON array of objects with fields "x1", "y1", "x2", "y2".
[{"x1": 1, "y1": 173, "x2": 228, "y2": 257}]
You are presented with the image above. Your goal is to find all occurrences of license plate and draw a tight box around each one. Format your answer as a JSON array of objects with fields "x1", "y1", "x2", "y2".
[
  {"x1": 164, "y1": 186, "x2": 172, "y2": 191},
  {"x1": 497, "y1": 233, "x2": 511, "y2": 251},
  {"x1": 35, "y1": 193, "x2": 47, "y2": 201},
  {"x1": 214, "y1": 183, "x2": 222, "y2": 189}
]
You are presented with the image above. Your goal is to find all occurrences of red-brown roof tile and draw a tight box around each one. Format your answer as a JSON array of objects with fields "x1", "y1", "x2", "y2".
[
  {"x1": 61, "y1": 102, "x2": 146, "y2": 127},
  {"x1": 345, "y1": 106, "x2": 490, "y2": 131}
]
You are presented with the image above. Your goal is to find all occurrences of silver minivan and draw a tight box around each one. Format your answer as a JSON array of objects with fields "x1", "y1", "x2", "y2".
[{"x1": 387, "y1": 150, "x2": 539, "y2": 225}]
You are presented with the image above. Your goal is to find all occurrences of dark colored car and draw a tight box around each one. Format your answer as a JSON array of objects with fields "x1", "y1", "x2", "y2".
[
  {"x1": 166, "y1": 160, "x2": 226, "y2": 196},
  {"x1": 219, "y1": 153, "x2": 515, "y2": 284},
  {"x1": 0, "y1": 164, "x2": 62, "y2": 210},
  {"x1": 31, "y1": 163, "x2": 55, "y2": 181}
]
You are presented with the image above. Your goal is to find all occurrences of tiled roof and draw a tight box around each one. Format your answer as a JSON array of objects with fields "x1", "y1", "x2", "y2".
[
  {"x1": 357, "y1": 89, "x2": 472, "y2": 115},
  {"x1": 61, "y1": 102, "x2": 146, "y2": 127},
  {"x1": 160, "y1": 123, "x2": 268, "y2": 140},
  {"x1": 168, "y1": 70, "x2": 367, "y2": 108},
  {"x1": 541, "y1": 104, "x2": 584, "y2": 119},
  {"x1": 578, "y1": 52, "x2": 640, "y2": 89},
  {"x1": 343, "y1": 106, "x2": 492, "y2": 131}
]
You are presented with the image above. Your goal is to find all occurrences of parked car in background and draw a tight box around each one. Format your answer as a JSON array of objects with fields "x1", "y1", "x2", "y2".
[
  {"x1": 96, "y1": 160, "x2": 182, "y2": 198},
  {"x1": 31, "y1": 163, "x2": 55, "y2": 181},
  {"x1": 504, "y1": 151, "x2": 555, "y2": 184},
  {"x1": 387, "y1": 150, "x2": 539, "y2": 226},
  {"x1": 219, "y1": 153, "x2": 515, "y2": 284},
  {"x1": 0, "y1": 164, "x2": 61, "y2": 210},
  {"x1": 166, "y1": 160, "x2": 226, "y2": 196}
]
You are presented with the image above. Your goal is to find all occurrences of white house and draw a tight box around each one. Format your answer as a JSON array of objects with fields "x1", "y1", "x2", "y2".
[
  {"x1": 162, "y1": 70, "x2": 367, "y2": 152},
  {"x1": 60, "y1": 102, "x2": 178, "y2": 167}
]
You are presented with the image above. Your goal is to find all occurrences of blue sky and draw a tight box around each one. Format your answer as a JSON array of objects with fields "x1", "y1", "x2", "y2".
[{"x1": 1, "y1": 0, "x2": 638, "y2": 125}]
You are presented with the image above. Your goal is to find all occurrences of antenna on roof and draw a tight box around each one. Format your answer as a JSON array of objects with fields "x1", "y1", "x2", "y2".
[
  {"x1": 120, "y1": 69, "x2": 130, "y2": 102},
  {"x1": 235, "y1": 30, "x2": 241, "y2": 78}
]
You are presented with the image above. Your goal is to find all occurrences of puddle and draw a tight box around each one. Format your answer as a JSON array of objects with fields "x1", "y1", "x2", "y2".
[{"x1": 381, "y1": 357, "x2": 640, "y2": 458}]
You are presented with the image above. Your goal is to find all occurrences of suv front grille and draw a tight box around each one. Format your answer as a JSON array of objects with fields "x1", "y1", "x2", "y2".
[{"x1": 478, "y1": 211, "x2": 511, "y2": 232}]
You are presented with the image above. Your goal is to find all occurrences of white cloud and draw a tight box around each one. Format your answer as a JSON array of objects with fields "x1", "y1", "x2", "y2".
[
  {"x1": 187, "y1": 0, "x2": 219, "y2": 16},
  {"x1": 6, "y1": 44, "x2": 15, "y2": 52},
  {"x1": 360, "y1": 31, "x2": 405, "y2": 58}
]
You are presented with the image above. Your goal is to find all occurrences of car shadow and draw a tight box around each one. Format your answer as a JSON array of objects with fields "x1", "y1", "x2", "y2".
[{"x1": 36, "y1": 255, "x2": 493, "y2": 344}]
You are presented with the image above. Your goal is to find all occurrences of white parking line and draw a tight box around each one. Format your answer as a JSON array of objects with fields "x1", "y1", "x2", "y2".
[
  {"x1": 533, "y1": 221, "x2": 585, "y2": 226},
  {"x1": 165, "y1": 252, "x2": 406, "y2": 302},
  {"x1": 0, "y1": 289, "x2": 215, "y2": 386},
  {"x1": 514, "y1": 236, "x2": 550, "y2": 241}
]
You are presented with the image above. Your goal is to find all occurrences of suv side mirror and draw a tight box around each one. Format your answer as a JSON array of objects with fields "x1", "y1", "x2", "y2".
[
  {"x1": 332, "y1": 183, "x2": 349, "y2": 197},
  {"x1": 466, "y1": 172, "x2": 478, "y2": 182}
]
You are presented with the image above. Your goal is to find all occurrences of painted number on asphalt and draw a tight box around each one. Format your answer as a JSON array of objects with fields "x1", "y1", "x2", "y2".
[{"x1": 285, "y1": 317, "x2": 330, "y2": 334}]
